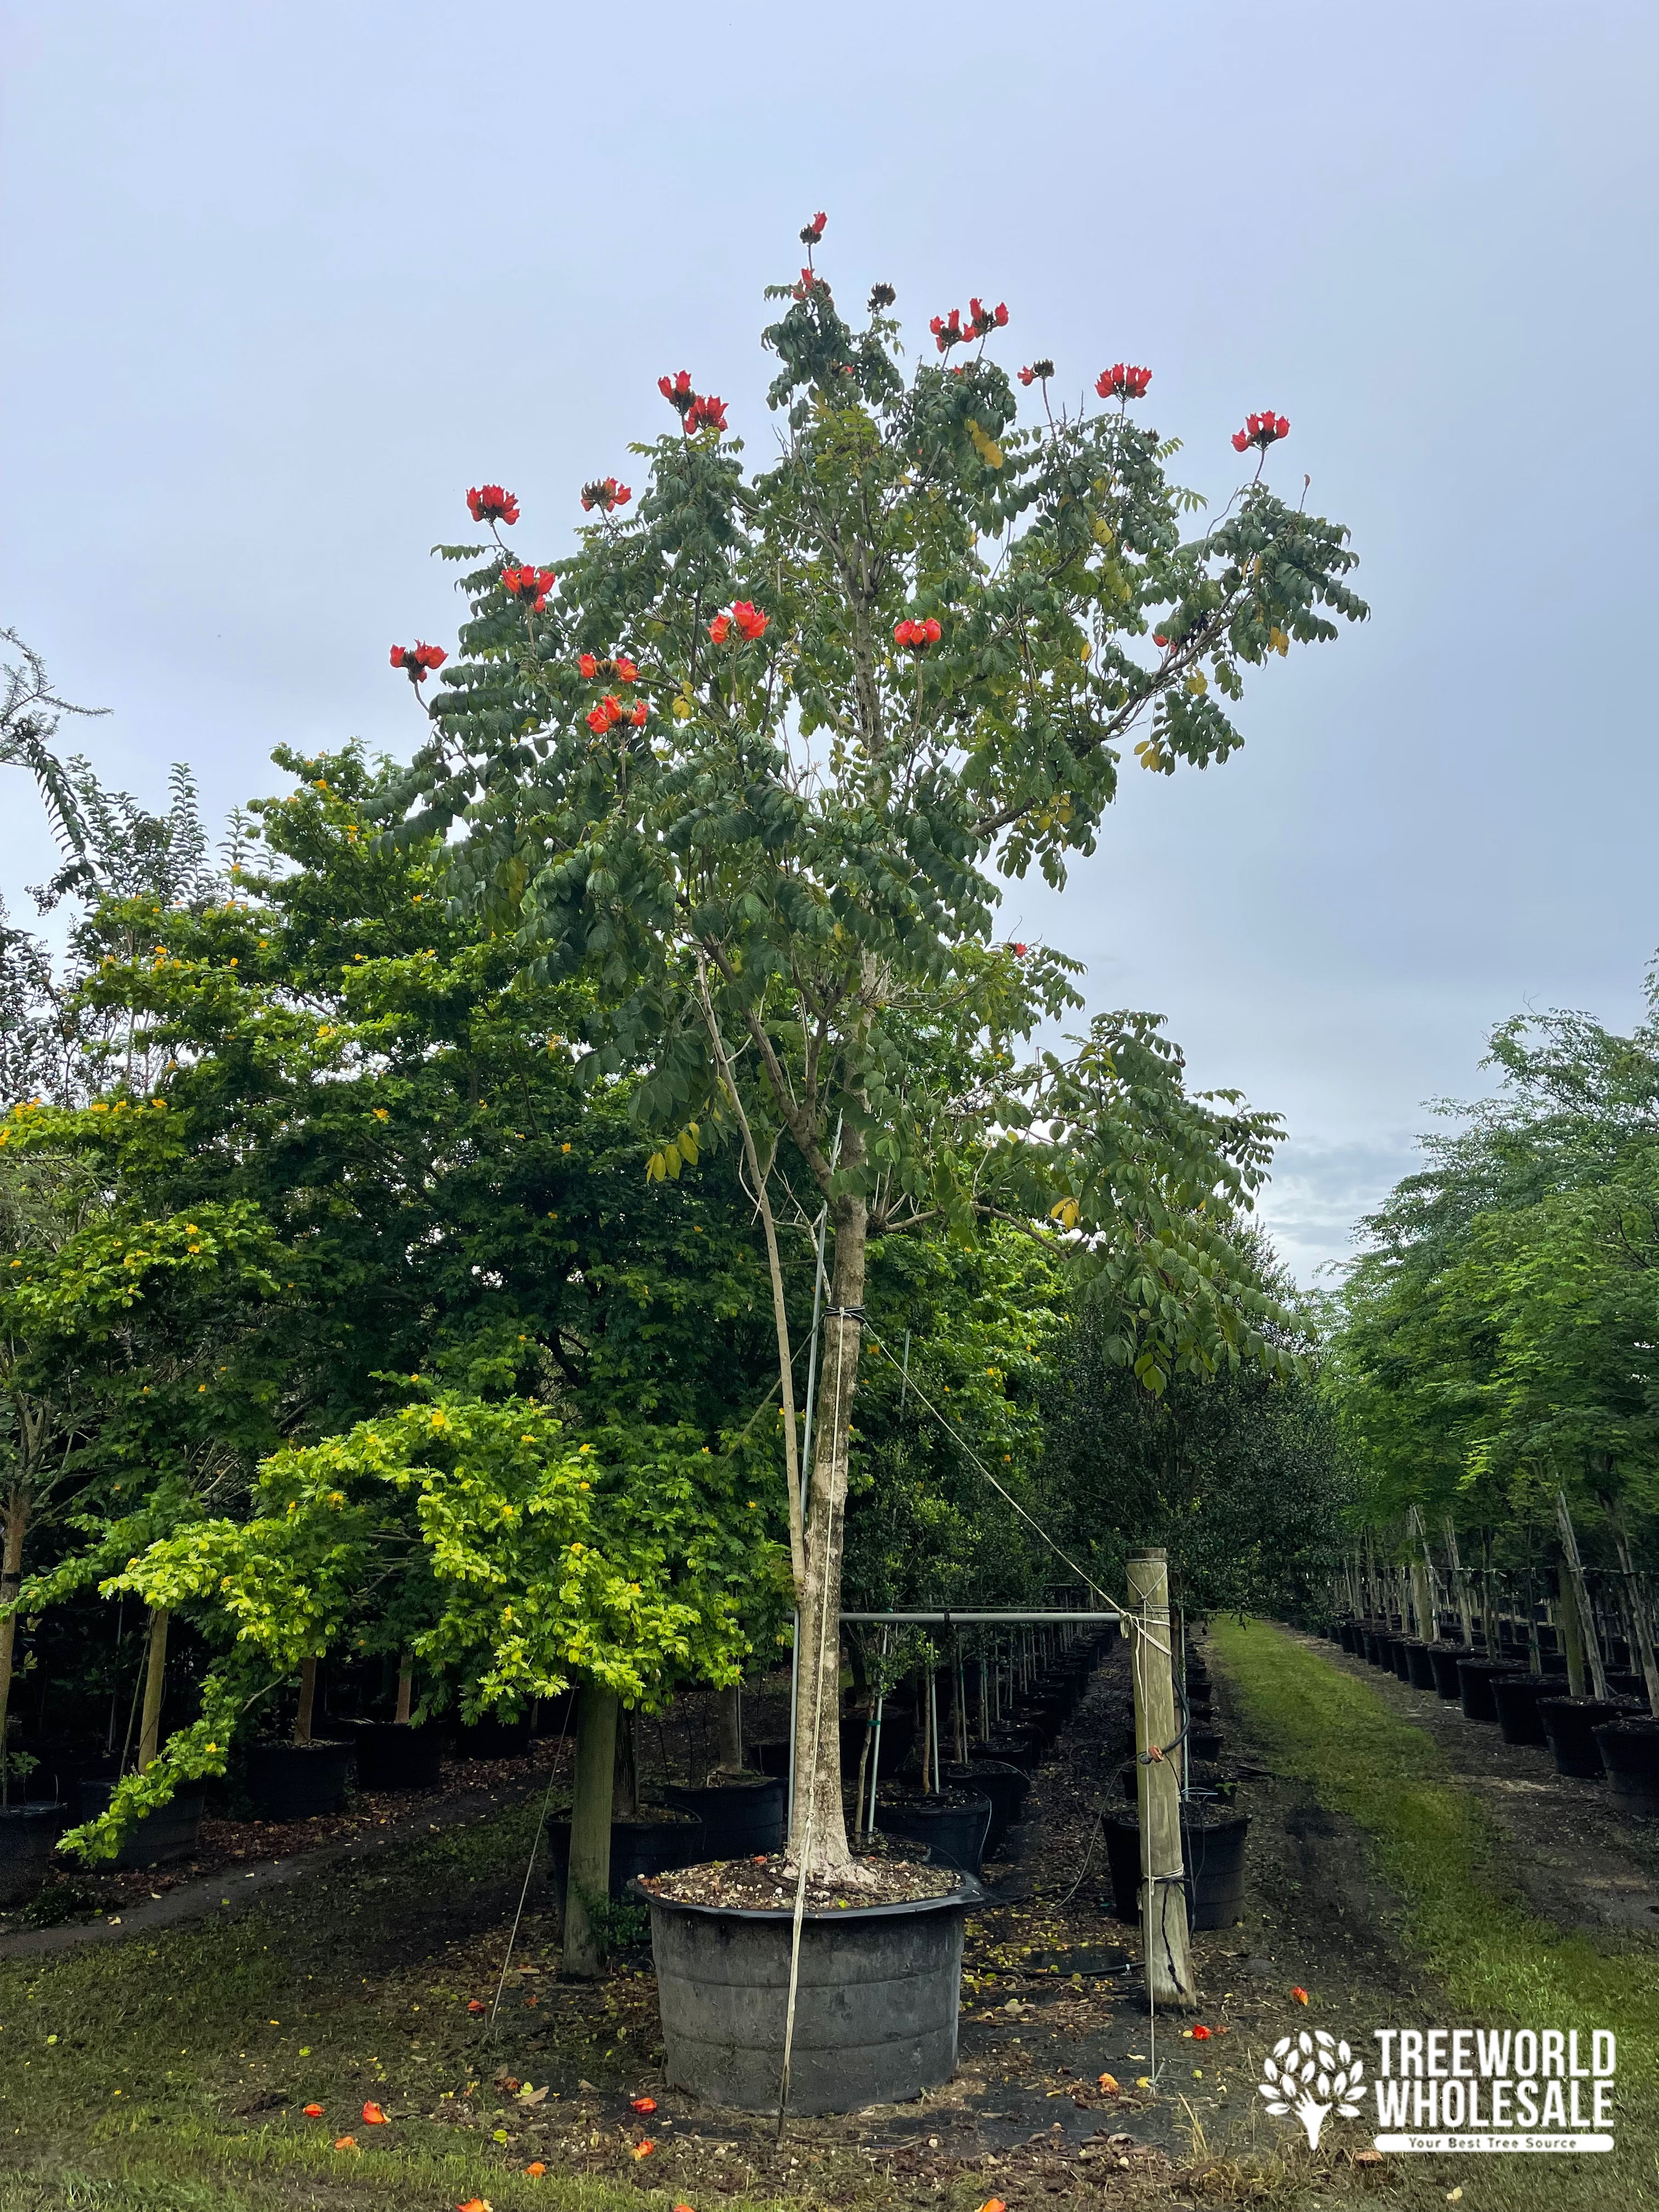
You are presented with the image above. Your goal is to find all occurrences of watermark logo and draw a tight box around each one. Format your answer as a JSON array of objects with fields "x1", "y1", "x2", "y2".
[
  {"x1": 1255, "y1": 2022, "x2": 1616, "y2": 2155},
  {"x1": 1257, "y1": 2030, "x2": 1365, "y2": 2148}
]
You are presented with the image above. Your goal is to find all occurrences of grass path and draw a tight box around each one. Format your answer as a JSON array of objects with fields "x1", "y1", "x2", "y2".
[{"x1": 1211, "y1": 1617, "x2": 1659, "y2": 2208}]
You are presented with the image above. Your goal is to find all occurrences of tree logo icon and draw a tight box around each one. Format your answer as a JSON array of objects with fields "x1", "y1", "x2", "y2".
[{"x1": 1258, "y1": 2029, "x2": 1366, "y2": 2148}]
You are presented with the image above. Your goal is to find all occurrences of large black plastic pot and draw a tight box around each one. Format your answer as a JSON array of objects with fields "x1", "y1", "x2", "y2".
[
  {"x1": 548, "y1": 1810, "x2": 704, "y2": 1904},
  {"x1": 1338, "y1": 1621, "x2": 1358, "y2": 1654},
  {"x1": 842, "y1": 1711, "x2": 915, "y2": 1780},
  {"x1": 1604, "y1": 1671, "x2": 1650, "y2": 1707},
  {"x1": 352, "y1": 1721, "x2": 444, "y2": 1791},
  {"x1": 969, "y1": 1733, "x2": 1042, "y2": 1775},
  {"x1": 75, "y1": 1778, "x2": 203, "y2": 1867},
  {"x1": 1428, "y1": 1645, "x2": 1465, "y2": 1699},
  {"x1": 640, "y1": 1874, "x2": 979, "y2": 2113},
  {"x1": 1489, "y1": 1675, "x2": 1553, "y2": 1748},
  {"x1": 942, "y1": 1760, "x2": 1026, "y2": 1854},
  {"x1": 1404, "y1": 1642, "x2": 1438, "y2": 1692},
  {"x1": 245, "y1": 1739, "x2": 353, "y2": 1820},
  {"x1": 1392, "y1": 1639, "x2": 1417, "y2": 1683},
  {"x1": 876, "y1": 1790, "x2": 992, "y2": 1874},
  {"x1": 1103, "y1": 1809, "x2": 1250, "y2": 1931},
  {"x1": 1188, "y1": 1724, "x2": 1224, "y2": 1762},
  {"x1": 1538, "y1": 1696, "x2": 1641, "y2": 1778},
  {"x1": 1458, "y1": 1659, "x2": 1523, "y2": 1723},
  {"x1": 1593, "y1": 1720, "x2": 1659, "y2": 1816},
  {"x1": 0, "y1": 1802, "x2": 66, "y2": 1904},
  {"x1": 452, "y1": 1715, "x2": 532, "y2": 1762},
  {"x1": 663, "y1": 1775, "x2": 786, "y2": 1858}
]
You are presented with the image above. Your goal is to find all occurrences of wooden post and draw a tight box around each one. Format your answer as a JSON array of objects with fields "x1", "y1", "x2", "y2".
[
  {"x1": 565, "y1": 1683, "x2": 618, "y2": 1978},
  {"x1": 1444, "y1": 1521, "x2": 1475, "y2": 1648},
  {"x1": 294, "y1": 1655, "x2": 318, "y2": 1746},
  {"x1": 1556, "y1": 1548, "x2": 1587, "y2": 1698},
  {"x1": 1127, "y1": 1549, "x2": 1194, "y2": 2011},
  {"x1": 1554, "y1": 1493, "x2": 1609, "y2": 1701},
  {"x1": 138, "y1": 1607, "x2": 170, "y2": 1771},
  {"x1": 395, "y1": 1656, "x2": 414, "y2": 1725}
]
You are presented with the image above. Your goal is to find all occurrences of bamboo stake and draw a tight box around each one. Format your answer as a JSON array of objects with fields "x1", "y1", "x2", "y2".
[{"x1": 1553, "y1": 1493, "x2": 1609, "y2": 1701}]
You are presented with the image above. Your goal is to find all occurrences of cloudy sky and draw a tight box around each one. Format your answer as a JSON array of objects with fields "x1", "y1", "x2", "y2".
[{"x1": 4, "y1": 1, "x2": 1656, "y2": 1282}]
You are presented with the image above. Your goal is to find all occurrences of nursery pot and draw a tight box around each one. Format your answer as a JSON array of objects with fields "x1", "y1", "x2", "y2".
[
  {"x1": 1188, "y1": 1724, "x2": 1224, "y2": 1763},
  {"x1": 1604, "y1": 1671, "x2": 1650, "y2": 1708},
  {"x1": 1363, "y1": 1630, "x2": 1390, "y2": 1668},
  {"x1": 75, "y1": 1777, "x2": 204, "y2": 1868},
  {"x1": 876, "y1": 1789, "x2": 992, "y2": 1874},
  {"x1": 842, "y1": 1711, "x2": 915, "y2": 1780},
  {"x1": 0, "y1": 1802, "x2": 66, "y2": 1905},
  {"x1": 352, "y1": 1720, "x2": 444, "y2": 1791},
  {"x1": 451, "y1": 1714, "x2": 532, "y2": 1762},
  {"x1": 1338, "y1": 1621, "x2": 1358, "y2": 1654},
  {"x1": 1538, "y1": 1696, "x2": 1642, "y2": 1779},
  {"x1": 1428, "y1": 1645, "x2": 1465, "y2": 1699},
  {"x1": 1391, "y1": 1639, "x2": 1416, "y2": 1683},
  {"x1": 941, "y1": 1760, "x2": 1027, "y2": 1854},
  {"x1": 548, "y1": 1808, "x2": 704, "y2": 1904},
  {"x1": 1404, "y1": 1641, "x2": 1438, "y2": 1692},
  {"x1": 1103, "y1": 1808, "x2": 1251, "y2": 1931},
  {"x1": 969, "y1": 1734, "x2": 1042, "y2": 1775},
  {"x1": 1457, "y1": 1659, "x2": 1523, "y2": 1724},
  {"x1": 1592, "y1": 1720, "x2": 1659, "y2": 1816},
  {"x1": 1489, "y1": 1675, "x2": 1554, "y2": 1747},
  {"x1": 640, "y1": 1872, "x2": 979, "y2": 2113},
  {"x1": 245, "y1": 1738, "x2": 353, "y2": 1820},
  {"x1": 663, "y1": 1775, "x2": 786, "y2": 1859}
]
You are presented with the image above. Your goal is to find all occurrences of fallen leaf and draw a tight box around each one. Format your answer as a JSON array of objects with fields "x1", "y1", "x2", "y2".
[
  {"x1": 302, "y1": 2102, "x2": 324, "y2": 2118},
  {"x1": 519, "y1": 2084, "x2": 549, "y2": 2106},
  {"x1": 333, "y1": 2135, "x2": 358, "y2": 2151},
  {"x1": 524, "y1": 2162, "x2": 546, "y2": 2176},
  {"x1": 632, "y1": 2138, "x2": 656, "y2": 2160},
  {"x1": 1136, "y1": 2076, "x2": 1152, "y2": 2089},
  {"x1": 362, "y1": 2102, "x2": 387, "y2": 2125},
  {"x1": 1353, "y1": 2148, "x2": 1384, "y2": 2168},
  {"x1": 1291, "y1": 1985, "x2": 1309, "y2": 2005},
  {"x1": 978, "y1": 2199, "x2": 1008, "y2": 2212},
  {"x1": 1446, "y1": 2193, "x2": 1463, "y2": 2204},
  {"x1": 630, "y1": 2096, "x2": 657, "y2": 2114},
  {"x1": 577, "y1": 2078, "x2": 598, "y2": 2093}
]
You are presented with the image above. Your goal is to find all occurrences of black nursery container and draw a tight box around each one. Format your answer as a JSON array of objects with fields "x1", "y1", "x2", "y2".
[
  {"x1": 0, "y1": 1803, "x2": 66, "y2": 1905},
  {"x1": 352, "y1": 1721, "x2": 445, "y2": 1790},
  {"x1": 245, "y1": 1739, "x2": 354, "y2": 1820},
  {"x1": 663, "y1": 1775, "x2": 787, "y2": 1859},
  {"x1": 75, "y1": 1777, "x2": 204, "y2": 1868},
  {"x1": 1538, "y1": 1696, "x2": 1641, "y2": 1779},
  {"x1": 1457, "y1": 1659, "x2": 1523, "y2": 1724},
  {"x1": 1593, "y1": 1720, "x2": 1659, "y2": 1816},
  {"x1": 876, "y1": 1789, "x2": 992, "y2": 1874},
  {"x1": 452, "y1": 1715, "x2": 532, "y2": 1762},
  {"x1": 1428, "y1": 1645, "x2": 1465, "y2": 1699},
  {"x1": 548, "y1": 1809, "x2": 704, "y2": 1904},
  {"x1": 1103, "y1": 1807, "x2": 1250, "y2": 1931},
  {"x1": 1404, "y1": 1642, "x2": 1438, "y2": 1691},
  {"x1": 1489, "y1": 1675, "x2": 1553, "y2": 1748},
  {"x1": 942, "y1": 1760, "x2": 1028, "y2": 1854}
]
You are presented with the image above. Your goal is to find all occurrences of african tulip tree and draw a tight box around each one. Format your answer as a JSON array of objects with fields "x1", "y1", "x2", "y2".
[{"x1": 383, "y1": 219, "x2": 1366, "y2": 1880}]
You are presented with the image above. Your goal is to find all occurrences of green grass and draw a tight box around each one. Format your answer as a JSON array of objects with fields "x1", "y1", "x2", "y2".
[
  {"x1": 1212, "y1": 1618, "x2": 1659, "y2": 2208},
  {"x1": 0, "y1": 1797, "x2": 780, "y2": 2212}
]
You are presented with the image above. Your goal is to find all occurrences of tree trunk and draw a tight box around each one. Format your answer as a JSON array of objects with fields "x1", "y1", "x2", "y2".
[
  {"x1": 714, "y1": 1682, "x2": 743, "y2": 1776},
  {"x1": 139, "y1": 1607, "x2": 171, "y2": 1770},
  {"x1": 1444, "y1": 1521, "x2": 1474, "y2": 1648},
  {"x1": 613, "y1": 1705, "x2": 638, "y2": 1818},
  {"x1": 1127, "y1": 1548, "x2": 1194, "y2": 2009},
  {"x1": 0, "y1": 1492, "x2": 29, "y2": 1787},
  {"x1": 294, "y1": 1655, "x2": 318, "y2": 1746},
  {"x1": 1554, "y1": 1492, "x2": 1608, "y2": 1700},
  {"x1": 788, "y1": 1184, "x2": 868, "y2": 1881},
  {"x1": 395, "y1": 1656, "x2": 414, "y2": 1725},
  {"x1": 565, "y1": 1683, "x2": 619, "y2": 1977}
]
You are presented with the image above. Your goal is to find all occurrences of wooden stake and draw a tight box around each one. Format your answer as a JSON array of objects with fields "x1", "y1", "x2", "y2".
[
  {"x1": 1599, "y1": 1494, "x2": 1659, "y2": 1715},
  {"x1": 1444, "y1": 1521, "x2": 1475, "y2": 1649},
  {"x1": 1126, "y1": 1549, "x2": 1193, "y2": 2011},
  {"x1": 395, "y1": 1656, "x2": 414, "y2": 1724},
  {"x1": 1553, "y1": 1493, "x2": 1609, "y2": 1701},
  {"x1": 565, "y1": 1683, "x2": 618, "y2": 1978}
]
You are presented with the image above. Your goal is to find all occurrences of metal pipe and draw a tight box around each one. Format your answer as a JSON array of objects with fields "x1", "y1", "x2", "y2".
[{"x1": 839, "y1": 1610, "x2": 1121, "y2": 1624}]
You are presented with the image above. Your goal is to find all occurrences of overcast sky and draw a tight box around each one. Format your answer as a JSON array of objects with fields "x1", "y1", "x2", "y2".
[{"x1": 4, "y1": 1, "x2": 1656, "y2": 1282}]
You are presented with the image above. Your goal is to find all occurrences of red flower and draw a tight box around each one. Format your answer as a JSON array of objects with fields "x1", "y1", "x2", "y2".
[
  {"x1": 390, "y1": 642, "x2": 447, "y2": 682},
  {"x1": 709, "y1": 613, "x2": 731, "y2": 644},
  {"x1": 1232, "y1": 410, "x2": 1290, "y2": 453},
  {"x1": 731, "y1": 600, "x2": 767, "y2": 642},
  {"x1": 894, "y1": 616, "x2": 941, "y2": 650},
  {"x1": 630, "y1": 2097, "x2": 658, "y2": 2115},
  {"x1": 1192, "y1": 2023, "x2": 1211, "y2": 2040},
  {"x1": 799, "y1": 211, "x2": 827, "y2": 245},
  {"x1": 578, "y1": 653, "x2": 598, "y2": 679},
  {"x1": 1017, "y1": 358, "x2": 1054, "y2": 387},
  {"x1": 967, "y1": 297, "x2": 1009, "y2": 337},
  {"x1": 1096, "y1": 364, "x2": 1151, "y2": 401},
  {"x1": 929, "y1": 307, "x2": 964, "y2": 353},
  {"x1": 362, "y1": 2102, "x2": 388, "y2": 2125},
  {"x1": 501, "y1": 565, "x2": 556, "y2": 611},
  {"x1": 580, "y1": 476, "x2": 632, "y2": 513},
  {"x1": 1291, "y1": 1984, "x2": 1309, "y2": 2005},
  {"x1": 466, "y1": 484, "x2": 520, "y2": 527},
  {"x1": 466, "y1": 1998, "x2": 486, "y2": 2013},
  {"x1": 659, "y1": 370, "x2": 695, "y2": 416},
  {"x1": 685, "y1": 393, "x2": 727, "y2": 435},
  {"x1": 1010, "y1": 941, "x2": 1027, "y2": 956},
  {"x1": 1152, "y1": 633, "x2": 1170, "y2": 649},
  {"x1": 302, "y1": 2103, "x2": 324, "y2": 2118},
  {"x1": 613, "y1": 654, "x2": 638, "y2": 685},
  {"x1": 586, "y1": 694, "x2": 627, "y2": 735},
  {"x1": 628, "y1": 699, "x2": 648, "y2": 727}
]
